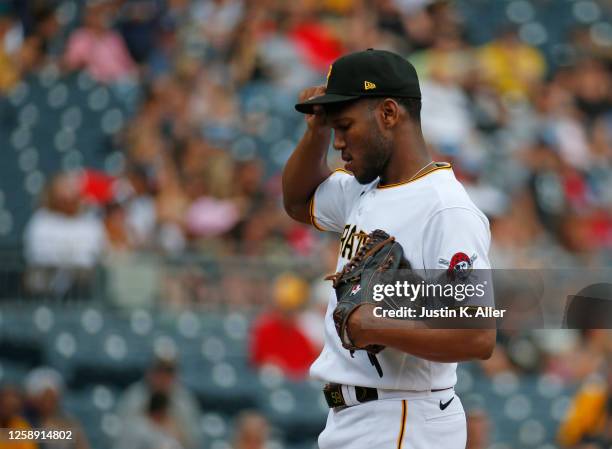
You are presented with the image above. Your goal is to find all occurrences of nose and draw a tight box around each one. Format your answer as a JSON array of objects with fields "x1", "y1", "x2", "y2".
[{"x1": 333, "y1": 131, "x2": 346, "y2": 151}]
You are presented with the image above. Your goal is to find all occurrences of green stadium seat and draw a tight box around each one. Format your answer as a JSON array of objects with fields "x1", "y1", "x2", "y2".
[
  {"x1": 201, "y1": 412, "x2": 230, "y2": 440},
  {"x1": 47, "y1": 83, "x2": 69, "y2": 109}
]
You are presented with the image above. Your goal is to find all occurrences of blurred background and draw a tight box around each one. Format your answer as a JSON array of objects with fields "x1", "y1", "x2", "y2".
[{"x1": 0, "y1": 0, "x2": 611, "y2": 448}]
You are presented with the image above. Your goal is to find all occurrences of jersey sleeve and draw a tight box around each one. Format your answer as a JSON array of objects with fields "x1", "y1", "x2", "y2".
[
  {"x1": 421, "y1": 207, "x2": 493, "y2": 307},
  {"x1": 310, "y1": 170, "x2": 363, "y2": 233},
  {"x1": 421, "y1": 207, "x2": 491, "y2": 269}
]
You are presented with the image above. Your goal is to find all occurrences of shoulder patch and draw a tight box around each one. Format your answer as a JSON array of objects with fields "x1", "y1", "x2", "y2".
[{"x1": 438, "y1": 252, "x2": 477, "y2": 280}]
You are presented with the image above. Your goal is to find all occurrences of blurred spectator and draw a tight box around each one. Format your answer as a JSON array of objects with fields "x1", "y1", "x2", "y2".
[
  {"x1": 572, "y1": 59, "x2": 611, "y2": 126},
  {"x1": 477, "y1": 26, "x2": 546, "y2": 101},
  {"x1": 0, "y1": 11, "x2": 20, "y2": 92},
  {"x1": 115, "y1": 357, "x2": 201, "y2": 449},
  {"x1": 63, "y1": 3, "x2": 136, "y2": 84},
  {"x1": 191, "y1": 0, "x2": 245, "y2": 57},
  {"x1": 24, "y1": 172, "x2": 105, "y2": 268},
  {"x1": 121, "y1": 164, "x2": 158, "y2": 247},
  {"x1": 558, "y1": 362, "x2": 612, "y2": 448},
  {"x1": 249, "y1": 273, "x2": 319, "y2": 379},
  {"x1": 23, "y1": 367, "x2": 90, "y2": 449},
  {"x1": 0, "y1": 385, "x2": 36, "y2": 449},
  {"x1": 23, "y1": 172, "x2": 106, "y2": 297},
  {"x1": 466, "y1": 408, "x2": 491, "y2": 449},
  {"x1": 232, "y1": 411, "x2": 271, "y2": 449},
  {"x1": 298, "y1": 279, "x2": 331, "y2": 350},
  {"x1": 416, "y1": 30, "x2": 482, "y2": 160},
  {"x1": 0, "y1": 1, "x2": 57, "y2": 86},
  {"x1": 116, "y1": 0, "x2": 164, "y2": 64},
  {"x1": 114, "y1": 391, "x2": 185, "y2": 449},
  {"x1": 20, "y1": 2, "x2": 62, "y2": 71},
  {"x1": 104, "y1": 202, "x2": 137, "y2": 251},
  {"x1": 547, "y1": 330, "x2": 612, "y2": 384}
]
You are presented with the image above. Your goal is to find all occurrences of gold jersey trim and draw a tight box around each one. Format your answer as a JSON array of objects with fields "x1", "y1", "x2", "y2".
[
  {"x1": 333, "y1": 167, "x2": 352, "y2": 175},
  {"x1": 308, "y1": 194, "x2": 326, "y2": 232},
  {"x1": 308, "y1": 169, "x2": 351, "y2": 232},
  {"x1": 377, "y1": 162, "x2": 452, "y2": 189}
]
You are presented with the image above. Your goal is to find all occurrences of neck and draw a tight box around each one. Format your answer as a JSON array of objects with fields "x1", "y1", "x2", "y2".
[{"x1": 379, "y1": 124, "x2": 430, "y2": 185}]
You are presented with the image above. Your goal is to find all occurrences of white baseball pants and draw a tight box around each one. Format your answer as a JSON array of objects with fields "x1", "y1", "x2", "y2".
[{"x1": 318, "y1": 389, "x2": 466, "y2": 449}]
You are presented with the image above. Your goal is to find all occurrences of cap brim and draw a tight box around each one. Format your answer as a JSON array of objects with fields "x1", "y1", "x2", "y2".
[{"x1": 295, "y1": 93, "x2": 361, "y2": 114}]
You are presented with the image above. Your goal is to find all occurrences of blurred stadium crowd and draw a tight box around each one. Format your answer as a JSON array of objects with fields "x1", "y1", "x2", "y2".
[{"x1": 0, "y1": 0, "x2": 611, "y2": 448}]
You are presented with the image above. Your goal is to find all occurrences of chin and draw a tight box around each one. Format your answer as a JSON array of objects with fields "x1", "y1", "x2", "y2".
[{"x1": 355, "y1": 173, "x2": 378, "y2": 185}]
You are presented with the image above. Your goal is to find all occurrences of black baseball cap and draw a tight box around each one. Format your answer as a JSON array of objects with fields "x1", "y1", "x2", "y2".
[{"x1": 295, "y1": 49, "x2": 421, "y2": 114}]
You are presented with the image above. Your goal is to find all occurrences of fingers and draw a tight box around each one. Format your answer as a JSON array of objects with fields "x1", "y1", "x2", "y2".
[
  {"x1": 298, "y1": 85, "x2": 326, "y2": 103},
  {"x1": 298, "y1": 85, "x2": 329, "y2": 128}
]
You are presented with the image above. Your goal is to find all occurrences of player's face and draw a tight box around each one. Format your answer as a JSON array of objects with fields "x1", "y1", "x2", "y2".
[{"x1": 328, "y1": 101, "x2": 392, "y2": 184}]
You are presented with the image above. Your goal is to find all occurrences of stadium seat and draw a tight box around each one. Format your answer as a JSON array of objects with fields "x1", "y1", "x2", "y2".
[
  {"x1": 201, "y1": 412, "x2": 230, "y2": 440},
  {"x1": 47, "y1": 83, "x2": 69, "y2": 109},
  {"x1": 10, "y1": 124, "x2": 32, "y2": 151},
  {"x1": 207, "y1": 439, "x2": 232, "y2": 449},
  {"x1": 18, "y1": 147, "x2": 39, "y2": 173},
  {"x1": 87, "y1": 87, "x2": 110, "y2": 112},
  {"x1": 185, "y1": 360, "x2": 259, "y2": 415},
  {"x1": 18, "y1": 102, "x2": 38, "y2": 127},
  {"x1": 77, "y1": 71, "x2": 96, "y2": 92},
  {"x1": 455, "y1": 365, "x2": 475, "y2": 394},
  {"x1": 100, "y1": 412, "x2": 122, "y2": 441},
  {"x1": 200, "y1": 336, "x2": 228, "y2": 362},
  {"x1": 61, "y1": 106, "x2": 83, "y2": 130},
  {"x1": 258, "y1": 379, "x2": 327, "y2": 444},
  {"x1": 518, "y1": 418, "x2": 547, "y2": 446},
  {"x1": 69, "y1": 362, "x2": 144, "y2": 390},
  {"x1": 0, "y1": 359, "x2": 31, "y2": 383},
  {"x1": 100, "y1": 108, "x2": 125, "y2": 135},
  {"x1": 7, "y1": 81, "x2": 30, "y2": 107},
  {"x1": 91, "y1": 384, "x2": 117, "y2": 412},
  {"x1": 550, "y1": 395, "x2": 572, "y2": 422},
  {"x1": 491, "y1": 372, "x2": 520, "y2": 396},
  {"x1": 81, "y1": 308, "x2": 105, "y2": 334},
  {"x1": 32, "y1": 305, "x2": 55, "y2": 333},
  {"x1": 504, "y1": 393, "x2": 533, "y2": 421}
]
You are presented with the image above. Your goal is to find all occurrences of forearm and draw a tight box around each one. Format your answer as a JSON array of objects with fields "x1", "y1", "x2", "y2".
[
  {"x1": 282, "y1": 127, "x2": 332, "y2": 222},
  {"x1": 350, "y1": 305, "x2": 496, "y2": 362}
]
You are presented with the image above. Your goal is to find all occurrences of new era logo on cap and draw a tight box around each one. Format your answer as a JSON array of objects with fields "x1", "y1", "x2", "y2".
[{"x1": 295, "y1": 49, "x2": 421, "y2": 114}]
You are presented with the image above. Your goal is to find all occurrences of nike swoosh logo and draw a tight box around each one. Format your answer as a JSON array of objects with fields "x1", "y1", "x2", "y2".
[{"x1": 439, "y1": 396, "x2": 454, "y2": 410}]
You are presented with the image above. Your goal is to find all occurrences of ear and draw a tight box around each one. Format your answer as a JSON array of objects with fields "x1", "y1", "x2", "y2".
[{"x1": 380, "y1": 99, "x2": 401, "y2": 128}]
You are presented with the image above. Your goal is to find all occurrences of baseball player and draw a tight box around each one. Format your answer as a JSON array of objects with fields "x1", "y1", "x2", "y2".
[{"x1": 282, "y1": 49, "x2": 496, "y2": 449}]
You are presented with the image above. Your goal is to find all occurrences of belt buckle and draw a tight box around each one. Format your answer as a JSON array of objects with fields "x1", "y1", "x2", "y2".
[{"x1": 323, "y1": 383, "x2": 346, "y2": 408}]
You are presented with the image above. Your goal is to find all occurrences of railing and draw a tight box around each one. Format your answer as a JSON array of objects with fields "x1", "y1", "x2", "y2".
[{"x1": 0, "y1": 250, "x2": 326, "y2": 311}]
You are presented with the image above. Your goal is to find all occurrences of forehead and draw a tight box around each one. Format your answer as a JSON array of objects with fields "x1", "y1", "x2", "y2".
[{"x1": 325, "y1": 99, "x2": 371, "y2": 122}]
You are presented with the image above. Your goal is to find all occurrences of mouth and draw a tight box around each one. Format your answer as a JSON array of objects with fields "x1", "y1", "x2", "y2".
[{"x1": 342, "y1": 153, "x2": 353, "y2": 171}]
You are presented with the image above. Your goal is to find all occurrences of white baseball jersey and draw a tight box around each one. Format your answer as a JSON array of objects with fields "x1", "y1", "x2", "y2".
[{"x1": 309, "y1": 162, "x2": 491, "y2": 391}]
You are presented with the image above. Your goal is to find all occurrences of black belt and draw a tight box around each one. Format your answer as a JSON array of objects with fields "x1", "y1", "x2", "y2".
[{"x1": 323, "y1": 383, "x2": 452, "y2": 408}]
